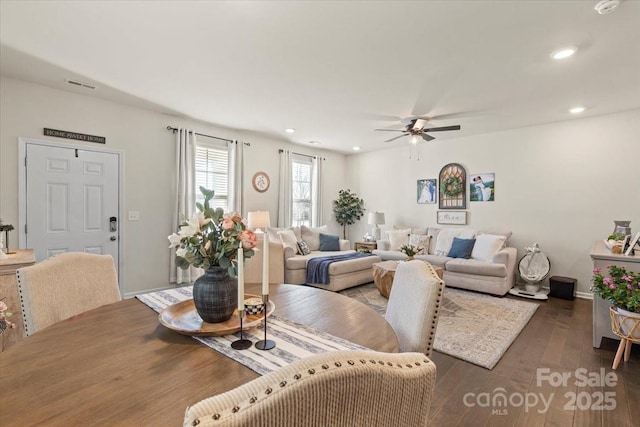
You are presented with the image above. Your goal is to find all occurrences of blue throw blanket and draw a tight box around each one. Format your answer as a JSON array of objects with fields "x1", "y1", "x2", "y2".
[{"x1": 306, "y1": 252, "x2": 372, "y2": 284}]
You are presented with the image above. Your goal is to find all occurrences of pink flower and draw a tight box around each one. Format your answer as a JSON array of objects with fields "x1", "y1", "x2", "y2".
[
  {"x1": 622, "y1": 275, "x2": 633, "y2": 282},
  {"x1": 593, "y1": 267, "x2": 601, "y2": 275},
  {"x1": 609, "y1": 284, "x2": 616, "y2": 290},
  {"x1": 239, "y1": 229, "x2": 258, "y2": 249},
  {"x1": 221, "y1": 218, "x2": 235, "y2": 230},
  {"x1": 603, "y1": 277, "x2": 614, "y2": 286},
  {"x1": 628, "y1": 285, "x2": 634, "y2": 290},
  {"x1": 224, "y1": 212, "x2": 243, "y2": 223}
]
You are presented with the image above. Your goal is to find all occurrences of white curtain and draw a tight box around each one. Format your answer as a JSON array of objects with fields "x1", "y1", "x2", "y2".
[
  {"x1": 170, "y1": 128, "x2": 201, "y2": 284},
  {"x1": 311, "y1": 156, "x2": 324, "y2": 227},
  {"x1": 228, "y1": 140, "x2": 244, "y2": 215},
  {"x1": 277, "y1": 149, "x2": 292, "y2": 227}
]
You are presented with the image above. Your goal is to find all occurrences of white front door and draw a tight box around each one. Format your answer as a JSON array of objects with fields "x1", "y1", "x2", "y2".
[{"x1": 25, "y1": 143, "x2": 120, "y2": 267}]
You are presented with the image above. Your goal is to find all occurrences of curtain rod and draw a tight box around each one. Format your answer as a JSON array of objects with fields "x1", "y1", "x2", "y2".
[
  {"x1": 279, "y1": 149, "x2": 325, "y2": 160},
  {"x1": 166, "y1": 126, "x2": 236, "y2": 144}
]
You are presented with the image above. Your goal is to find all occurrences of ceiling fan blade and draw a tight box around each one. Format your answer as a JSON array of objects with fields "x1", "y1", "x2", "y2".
[
  {"x1": 421, "y1": 133, "x2": 436, "y2": 142},
  {"x1": 385, "y1": 133, "x2": 409, "y2": 142},
  {"x1": 374, "y1": 129, "x2": 406, "y2": 132},
  {"x1": 422, "y1": 125, "x2": 461, "y2": 132}
]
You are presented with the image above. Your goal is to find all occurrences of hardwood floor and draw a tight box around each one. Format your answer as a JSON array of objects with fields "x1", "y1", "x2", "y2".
[{"x1": 428, "y1": 296, "x2": 639, "y2": 426}]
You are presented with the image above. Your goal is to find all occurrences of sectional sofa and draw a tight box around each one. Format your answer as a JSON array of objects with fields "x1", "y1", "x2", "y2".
[{"x1": 373, "y1": 226, "x2": 516, "y2": 296}]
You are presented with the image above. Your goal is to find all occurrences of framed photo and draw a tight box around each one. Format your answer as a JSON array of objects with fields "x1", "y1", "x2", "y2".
[
  {"x1": 470, "y1": 173, "x2": 495, "y2": 202},
  {"x1": 625, "y1": 232, "x2": 640, "y2": 256},
  {"x1": 437, "y1": 211, "x2": 467, "y2": 225},
  {"x1": 417, "y1": 179, "x2": 437, "y2": 204}
]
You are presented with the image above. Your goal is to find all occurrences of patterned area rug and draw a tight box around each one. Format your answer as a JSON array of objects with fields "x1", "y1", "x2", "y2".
[{"x1": 340, "y1": 283, "x2": 539, "y2": 370}]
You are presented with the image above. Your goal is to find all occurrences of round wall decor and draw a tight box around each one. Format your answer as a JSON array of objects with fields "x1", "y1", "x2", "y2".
[{"x1": 252, "y1": 172, "x2": 270, "y2": 192}]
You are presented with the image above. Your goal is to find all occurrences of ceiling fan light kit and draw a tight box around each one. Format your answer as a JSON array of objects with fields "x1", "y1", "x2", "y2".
[
  {"x1": 594, "y1": 0, "x2": 621, "y2": 14},
  {"x1": 374, "y1": 118, "x2": 461, "y2": 143}
]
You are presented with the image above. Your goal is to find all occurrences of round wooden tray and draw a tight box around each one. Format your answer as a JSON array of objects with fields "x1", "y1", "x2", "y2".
[{"x1": 158, "y1": 294, "x2": 275, "y2": 337}]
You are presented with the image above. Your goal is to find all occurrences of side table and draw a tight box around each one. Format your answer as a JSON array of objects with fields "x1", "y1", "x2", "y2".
[{"x1": 355, "y1": 241, "x2": 377, "y2": 253}]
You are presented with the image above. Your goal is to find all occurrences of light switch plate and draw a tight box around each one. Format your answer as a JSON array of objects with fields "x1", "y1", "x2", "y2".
[{"x1": 128, "y1": 211, "x2": 140, "y2": 221}]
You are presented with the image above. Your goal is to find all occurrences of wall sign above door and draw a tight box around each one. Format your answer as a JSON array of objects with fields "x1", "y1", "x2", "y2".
[{"x1": 44, "y1": 128, "x2": 106, "y2": 144}]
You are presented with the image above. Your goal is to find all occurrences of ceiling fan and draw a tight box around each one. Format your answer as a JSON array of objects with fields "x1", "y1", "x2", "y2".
[{"x1": 375, "y1": 118, "x2": 461, "y2": 143}]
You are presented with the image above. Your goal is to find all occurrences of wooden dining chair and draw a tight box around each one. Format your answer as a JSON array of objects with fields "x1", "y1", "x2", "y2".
[
  {"x1": 184, "y1": 349, "x2": 436, "y2": 427},
  {"x1": 16, "y1": 252, "x2": 121, "y2": 336},
  {"x1": 385, "y1": 260, "x2": 445, "y2": 357}
]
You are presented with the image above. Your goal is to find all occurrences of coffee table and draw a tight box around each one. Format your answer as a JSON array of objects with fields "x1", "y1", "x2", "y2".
[{"x1": 373, "y1": 260, "x2": 444, "y2": 298}]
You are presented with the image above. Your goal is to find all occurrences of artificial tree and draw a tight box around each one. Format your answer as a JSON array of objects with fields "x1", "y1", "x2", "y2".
[{"x1": 332, "y1": 189, "x2": 365, "y2": 240}]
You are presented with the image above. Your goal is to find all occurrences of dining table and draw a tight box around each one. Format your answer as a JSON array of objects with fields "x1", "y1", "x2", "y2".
[{"x1": 0, "y1": 283, "x2": 398, "y2": 425}]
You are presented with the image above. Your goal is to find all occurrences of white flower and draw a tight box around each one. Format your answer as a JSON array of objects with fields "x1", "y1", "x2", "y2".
[
  {"x1": 176, "y1": 247, "x2": 187, "y2": 257},
  {"x1": 194, "y1": 211, "x2": 212, "y2": 228},
  {"x1": 167, "y1": 233, "x2": 182, "y2": 248},
  {"x1": 178, "y1": 216, "x2": 200, "y2": 238}
]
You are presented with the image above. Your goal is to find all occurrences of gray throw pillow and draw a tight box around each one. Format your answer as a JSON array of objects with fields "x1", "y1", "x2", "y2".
[{"x1": 319, "y1": 233, "x2": 340, "y2": 251}]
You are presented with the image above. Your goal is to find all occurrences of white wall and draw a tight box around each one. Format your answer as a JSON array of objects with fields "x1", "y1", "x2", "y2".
[
  {"x1": 0, "y1": 76, "x2": 346, "y2": 295},
  {"x1": 346, "y1": 109, "x2": 640, "y2": 293}
]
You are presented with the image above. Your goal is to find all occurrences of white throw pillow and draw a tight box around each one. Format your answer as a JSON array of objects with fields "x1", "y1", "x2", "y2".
[
  {"x1": 409, "y1": 234, "x2": 430, "y2": 254},
  {"x1": 471, "y1": 234, "x2": 507, "y2": 262},
  {"x1": 387, "y1": 229, "x2": 410, "y2": 251},
  {"x1": 434, "y1": 228, "x2": 477, "y2": 256},
  {"x1": 278, "y1": 229, "x2": 300, "y2": 254}
]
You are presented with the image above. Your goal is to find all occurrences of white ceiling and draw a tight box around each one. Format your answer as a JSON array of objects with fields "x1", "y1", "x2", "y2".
[{"x1": 1, "y1": 1, "x2": 639, "y2": 154}]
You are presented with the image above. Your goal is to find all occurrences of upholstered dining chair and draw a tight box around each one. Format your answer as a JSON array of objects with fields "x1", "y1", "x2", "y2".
[
  {"x1": 385, "y1": 260, "x2": 445, "y2": 357},
  {"x1": 183, "y1": 349, "x2": 436, "y2": 427},
  {"x1": 16, "y1": 252, "x2": 121, "y2": 336}
]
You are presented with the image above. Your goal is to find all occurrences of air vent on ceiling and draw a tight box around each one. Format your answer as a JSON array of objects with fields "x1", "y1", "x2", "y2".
[{"x1": 65, "y1": 79, "x2": 97, "y2": 90}]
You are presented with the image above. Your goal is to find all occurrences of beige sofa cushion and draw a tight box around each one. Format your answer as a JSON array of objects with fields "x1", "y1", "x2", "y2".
[
  {"x1": 300, "y1": 225, "x2": 328, "y2": 251},
  {"x1": 445, "y1": 258, "x2": 507, "y2": 277},
  {"x1": 387, "y1": 229, "x2": 411, "y2": 251},
  {"x1": 414, "y1": 254, "x2": 452, "y2": 268},
  {"x1": 266, "y1": 227, "x2": 301, "y2": 243},
  {"x1": 471, "y1": 234, "x2": 507, "y2": 262},
  {"x1": 433, "y1": 228, "x2": 476, "y2": 256},
  {"x1": 409, "y1": 234, "x2": 430, "y2": 254},
  {"x1": 278, "y1": 229, "x2": 299, "y2": 253}
]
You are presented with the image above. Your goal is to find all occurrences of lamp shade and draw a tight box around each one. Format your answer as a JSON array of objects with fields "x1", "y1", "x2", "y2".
[
  {"x1": 368, "y1": 212, "x2": 385, "y2": 225},
  {"x1": 247, "y1": 211, "x2": 271, "y2": 229}
]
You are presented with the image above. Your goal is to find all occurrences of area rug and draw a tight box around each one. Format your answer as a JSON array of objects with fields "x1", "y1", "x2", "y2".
[{"x1": 339, "y1": 283, "x2": 539, "y2": 370}]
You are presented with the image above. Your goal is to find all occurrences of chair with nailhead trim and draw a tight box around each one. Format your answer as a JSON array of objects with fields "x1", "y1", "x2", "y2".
[
  {"x1": 17, "y1": 252, "x2": 121, "y2": 336},
  {"x1": 385, "y1": 260, "x2": 445, "y2": 357},
  {"x1": 183, "y1": 350, "x2": 436, "y2": 427}
]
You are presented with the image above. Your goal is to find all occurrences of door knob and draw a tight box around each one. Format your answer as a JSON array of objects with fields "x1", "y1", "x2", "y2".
[{"x1": 110, "y1": 236, "x2": 117, "y2": 241}]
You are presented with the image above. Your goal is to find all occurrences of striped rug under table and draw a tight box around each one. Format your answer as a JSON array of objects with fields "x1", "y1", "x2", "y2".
[{"x1": 136, "y1": 287, "x2": 366, "y2": 375}]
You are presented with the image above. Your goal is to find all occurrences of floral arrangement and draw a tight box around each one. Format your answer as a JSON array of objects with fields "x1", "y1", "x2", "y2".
[
  {"x1": 0, "y1": 299, "x2": 16, "y2": 334},
  {"x1": 591, "y1": 265, "x2": 640, "y2": 313},
  {"x1": 400, "y1": 244, "x2": 423, "y2": 257},
  {"x1": 168, "y1": 187, "x2": 258, "y2": 276}
]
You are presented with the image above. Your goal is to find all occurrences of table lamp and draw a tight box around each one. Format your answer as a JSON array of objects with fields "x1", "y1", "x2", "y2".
[
  {"x1": 368, "y1": 212, "x2": 385, "y2": 241},
  {"x1": 247, "y1": 211, "x2": 270, "y2": 233}
]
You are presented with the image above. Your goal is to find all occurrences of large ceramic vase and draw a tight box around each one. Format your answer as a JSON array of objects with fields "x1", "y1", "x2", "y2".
[{"x1": 193, "y1": 266, "x2": 237, "y2": 323}]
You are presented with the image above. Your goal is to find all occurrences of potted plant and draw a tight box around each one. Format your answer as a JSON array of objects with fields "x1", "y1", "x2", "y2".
[
  {"x1": 605, "y1": 232, "x2": 627, "y2": 253},
  {"x1": 168, "y1": 187, "x2": 258, "y2": 323},
  {"x1": 332, "y1": 189, "x2": 365, "y2": 240},
  {"x1": 592, "y1": 265, "x2": 640, "y2": 339},
  {"x1": 400, "y1": 244, "x2": 423, "y2": 260}
]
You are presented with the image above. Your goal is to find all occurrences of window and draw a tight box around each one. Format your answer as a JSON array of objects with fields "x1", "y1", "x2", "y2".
[
  {"x1": 195, "y1": 141, "x2": 229, "y2": 211},
  {"x1": 291, "y1": 154, "x2": 313, "y2": 227}
]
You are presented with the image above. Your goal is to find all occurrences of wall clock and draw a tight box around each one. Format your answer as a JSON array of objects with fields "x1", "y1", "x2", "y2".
[{"x1": 252, "y1": 172, "x2": 270, "y2": 192}]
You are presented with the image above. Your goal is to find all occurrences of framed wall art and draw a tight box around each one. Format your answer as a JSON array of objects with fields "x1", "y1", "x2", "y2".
[
  {"x1": 470, "y1": 173, "x2": 495, "y2": 202},
  {"x1": 437, "y1": 211, "x2": 467, "y2": 225},
  {"x1": 417, "y1": 179, "x2": 437, "y2": 204},
  {"x1": 439, "y1": 163, "x2": 466, "y2": 209},
  {"x1": 252, "y1": 172, "x2": 270, "y2": 192}
]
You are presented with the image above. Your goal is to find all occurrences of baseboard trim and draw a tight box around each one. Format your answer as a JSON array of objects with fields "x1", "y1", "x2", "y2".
[{"x1": 576, "y1": 291, "x2": 593, "y2": 300}]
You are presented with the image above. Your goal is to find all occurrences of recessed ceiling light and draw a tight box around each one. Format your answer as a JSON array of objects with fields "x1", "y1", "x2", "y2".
[
  {"x1": 352, "y1": 146, "x2": 361, "y2": 151},
  {"x1": 551, "y1": 47, "x2": 577, "y2": 60},
  {"x1": 284, "y1": 128, "x2": 295, "y2": 134},
  {"x1": 569, "y1": 106, "x2": 586, "y2": 114},
  {"x1": 594, "y1": 0, "x2": 620, "y2": 14}
]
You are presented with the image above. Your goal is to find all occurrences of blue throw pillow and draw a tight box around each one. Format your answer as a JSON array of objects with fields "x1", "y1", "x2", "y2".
[
  {"x1": 447, "y1": 237, "x2": 476, "y2": 259},
  {"x1": 319, "y1": 233, "x2": 340, "y2": 251}
]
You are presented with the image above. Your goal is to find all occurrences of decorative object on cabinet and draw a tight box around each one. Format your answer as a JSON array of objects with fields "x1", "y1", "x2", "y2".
[
  {"x1": 252, "y1": 172, "x2": 270, "y2": 192},
  {"x1": 625, "y1": 232, "x2": 640, "y2": 256},
  {"x1": 612, "y1": 220, "x2": 631, "y2": 236},
  {"x1": 367, "y1": 211, "x2": 385, "y2": 240},
  {"x1": 417, "y1": 179, "x2": 437, "y2": 204},
  {"x1": 470, "y1": 173, "x2": 495, "y2": 202},
  {"x1": 439, "y1": 163, "x2": 466, "y2": 209}
]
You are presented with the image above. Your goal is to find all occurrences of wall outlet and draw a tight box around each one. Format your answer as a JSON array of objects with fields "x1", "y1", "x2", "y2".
[{"x1": 128, "y1": 211, "x2": 140, "y2": 221}]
